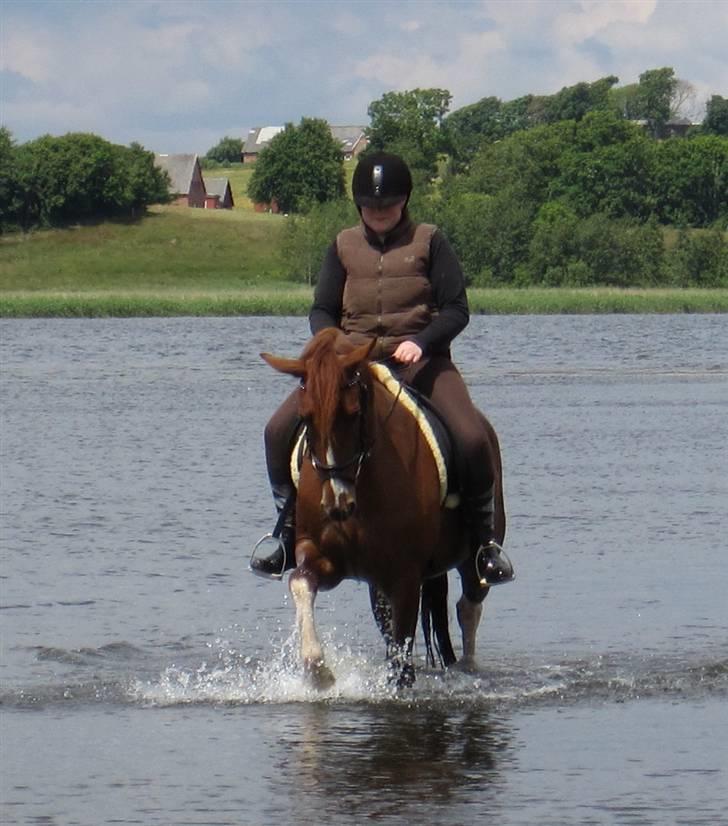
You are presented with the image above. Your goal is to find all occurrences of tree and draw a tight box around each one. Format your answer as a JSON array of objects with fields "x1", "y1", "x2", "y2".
[
  {"x1": 9, "y1": 132, "x2": 168, "y2": 229},
  {"x1": 636, "y1": 67, "x2": 678, "y2": 137},
  {"x1": 652, "y1": 135, "x2": 728, "y2": 226},
  {"x1": 281, "y1": 198, "x2": 358, "y2": 284},
  {"x1": 443, "y1": 96, "x2": 504, "y2": 168},
  {"x1": 0, "y1": 127, "x2": 19, "y2": 230},
  {"x1": 366, "y1": 88, "x2": 452, "y2": 177},
  {"x1": 247, "y1": 118, "x2": 345, "y2": 214},
  {"x1": 609, "y1": 82, "x2": 642, "y2": 119},
  {"x1": 541, "y1": 76, "x2": 619, "y2": 124},
  {"x1": 703, "y1": 95, "x2": 728, "y2": 136},
  {"x1": 204, "y1": 136, "x2": 244, "y2": 165},
  {"x1": 465, "y1": 120, "x2": 575, "y2": 207}
]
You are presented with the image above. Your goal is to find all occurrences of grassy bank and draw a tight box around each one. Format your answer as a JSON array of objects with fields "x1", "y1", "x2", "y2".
[
  {"x1": 2, "y1": 207, "x2": 727, "y2": 317},
  {"x1": 0, "y1": 206, "x2": 288, "y2": 292},
  {"x1": 3, "y1": 287, "x2": 727, "y2": 317}
]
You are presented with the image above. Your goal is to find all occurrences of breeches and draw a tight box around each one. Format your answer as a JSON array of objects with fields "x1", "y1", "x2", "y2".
[{"x1": 264, "y1": 356, "x2": 496, "y2": 495}]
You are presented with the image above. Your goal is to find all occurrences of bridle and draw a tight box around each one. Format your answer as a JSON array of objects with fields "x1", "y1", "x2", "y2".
[
  {"x1": 303, "y1": 364, "x2": 405, "y2": 488},
  {"x1": 305, "y1": 369, "x2": 371, "y2": 485}
]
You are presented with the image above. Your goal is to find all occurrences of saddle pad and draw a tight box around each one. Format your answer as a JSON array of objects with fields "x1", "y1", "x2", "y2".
[{"x1": 290, "y1": 363, "x2": 455, "y2": 507}]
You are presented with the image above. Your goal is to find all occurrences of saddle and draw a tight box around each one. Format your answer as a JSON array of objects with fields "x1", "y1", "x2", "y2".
[{"x1": 290, "y1": 362, "x2": 461, "y2": 509}]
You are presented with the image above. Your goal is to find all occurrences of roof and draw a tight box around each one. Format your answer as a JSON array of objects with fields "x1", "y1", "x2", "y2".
[
  {"x1": 205, "y1": 177, "x2": 233, "y2": 200},
  {"x1": 243, "y1": 124, "x2": 367, "y2": 155},
  {"x1": 329, "y1": 125, "x2": 367, "y2": 152},
  {"x1": 243, "y1": 126, "x2": 285, "y2": 153},
  {"x1": 154, "y1": 154, "x2": 199, "y2": 194}
]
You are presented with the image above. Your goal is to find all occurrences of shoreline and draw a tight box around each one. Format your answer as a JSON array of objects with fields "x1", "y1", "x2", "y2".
[{"x1": 2, "y1": 287, "x2": 727, "y2": 318}]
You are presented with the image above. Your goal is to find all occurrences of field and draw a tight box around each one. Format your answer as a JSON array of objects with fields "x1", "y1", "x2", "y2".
[{"x1": 1, "y1": 204, "x2": 727, "y2": 317}]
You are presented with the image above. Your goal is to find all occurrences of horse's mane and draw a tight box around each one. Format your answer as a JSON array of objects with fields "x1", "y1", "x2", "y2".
[{"x1": 301, "y1": 328, "x2": 361, "y2": 441}]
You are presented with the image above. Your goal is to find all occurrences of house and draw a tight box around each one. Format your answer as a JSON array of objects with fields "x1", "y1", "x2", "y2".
[
  {"x1": 630, "y1": 117, "x2": 700, "y2": 139},
  {"x1": 242, "y1": 124, "x2": 368, "y2": 162},
  {"x1": 154, "y1": 154, "x2": 206, "y2": 207},
  {"x1": 204, "y1": 177, "x2": 235, "y2": 209},
  {"x1": 329, "y1": 125, "x2": 368, "y2": 160},
  {"x1": 242, "y1": 126, "x2": 285, "y2": 163}
]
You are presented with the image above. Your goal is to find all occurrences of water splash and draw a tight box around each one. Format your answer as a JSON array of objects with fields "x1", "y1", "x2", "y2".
[
  {"x1": 4, "y1": 636, "x2": 726, "y2": 711},
  {"x1": 130, "y1": 635, "x2": 728, "y2": 709}
]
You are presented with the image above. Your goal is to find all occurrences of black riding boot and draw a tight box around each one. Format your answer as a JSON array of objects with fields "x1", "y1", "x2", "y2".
[
  {"x1": 465, "y1": 487, "x2": 515, "y2": 586},
  {"x1": 250, "y1": 485, "x2": 297, "y2": 579}
]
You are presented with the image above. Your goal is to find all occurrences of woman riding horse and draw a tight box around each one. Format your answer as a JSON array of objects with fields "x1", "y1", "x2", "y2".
[{"x1": 252, "y1": 151, "x2": 514, "y2": 589}]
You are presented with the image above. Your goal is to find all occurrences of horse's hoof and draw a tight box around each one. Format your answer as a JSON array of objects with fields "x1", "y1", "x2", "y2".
[
  {"x1": 451, "y1": 656, "x2": 481, "y2": 674},
  {"x1": 305, "y1": 659, "x2": 336, "y2": 690},
  {"x1": 388, "y1": 660, "x2": 415, "y2": 689}
]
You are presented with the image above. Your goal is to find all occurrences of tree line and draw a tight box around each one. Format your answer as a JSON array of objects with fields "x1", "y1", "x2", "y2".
[
  {"x1": 0, "y1": 129, "x2": 170, "y2": 231},
  {"x1": 278, "y1": 69, "x2": 728, "y2": 288},
  {"x1": 2, "y1": 66, "x2": 727, "y2": 287}
]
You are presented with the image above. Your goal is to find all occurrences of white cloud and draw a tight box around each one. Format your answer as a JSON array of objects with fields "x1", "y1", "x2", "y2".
[
  {"x1": 552, "y1": 0, "x2": 658, "y2": 43},
  {"x1": 1, "y1": 0, "x2": 726, "y2": 153},
  {"x1": 0, "y1": 25, "x2": 55, "y2": 83}
]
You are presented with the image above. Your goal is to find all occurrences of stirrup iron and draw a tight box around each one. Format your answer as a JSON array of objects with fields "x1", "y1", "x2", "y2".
[
  {"x1": 249, "y1": 533, "x2": 288, "y2": 580},
  {"x1": 475, "y1": 540, "x2": 515, "y2": 587}
]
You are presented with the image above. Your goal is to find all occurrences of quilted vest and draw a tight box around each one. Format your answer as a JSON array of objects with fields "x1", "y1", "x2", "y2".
[{"x1": 336, "y1": 222, "x2": 437, "y2": 360}]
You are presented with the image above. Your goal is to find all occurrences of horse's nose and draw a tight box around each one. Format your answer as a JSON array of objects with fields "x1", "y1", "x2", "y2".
[
  {"x1": 326, "y1": 494, "x2": 356, "y2": 522},
  {"x1": 329, "y1": 500, "x2": 356, "y2": 522}
]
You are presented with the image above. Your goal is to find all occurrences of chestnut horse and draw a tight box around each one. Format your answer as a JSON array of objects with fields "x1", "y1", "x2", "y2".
[{"x1": 261, "y1": 328, "x2": 506, "y2": 688}]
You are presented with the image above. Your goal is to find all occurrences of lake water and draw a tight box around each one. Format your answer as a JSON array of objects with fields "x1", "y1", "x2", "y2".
[{"x1": 1, "y1": 314, "x2": 727, "y2": 826}]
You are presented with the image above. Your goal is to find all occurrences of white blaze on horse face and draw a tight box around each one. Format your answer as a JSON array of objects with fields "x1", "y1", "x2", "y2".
[{"x1": 322, "y1": 446, "x2": 356, "y2": 517}]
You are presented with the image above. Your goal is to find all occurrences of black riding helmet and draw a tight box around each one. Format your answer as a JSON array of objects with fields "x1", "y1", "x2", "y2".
[{"x1": 352, "y1": 152, "x2": 413, "y2": 209}]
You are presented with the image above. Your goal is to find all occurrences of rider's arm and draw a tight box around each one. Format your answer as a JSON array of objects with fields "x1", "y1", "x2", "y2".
[
  {"x1": 411, "y1": 229, "x2": 470, "y2": 355},
  {"x1": 309, "y1": 242, "x2": 345, "y2": 334}
]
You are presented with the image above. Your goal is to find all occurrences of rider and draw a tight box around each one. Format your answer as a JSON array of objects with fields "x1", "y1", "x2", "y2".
[{"x1": 251, "y1": 151, "x2": 514, "y2": 587}]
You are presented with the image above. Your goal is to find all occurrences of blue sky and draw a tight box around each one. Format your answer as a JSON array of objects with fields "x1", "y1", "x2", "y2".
[{"x1": 1, "y1": 0, "x2": 726, "y2": 155}]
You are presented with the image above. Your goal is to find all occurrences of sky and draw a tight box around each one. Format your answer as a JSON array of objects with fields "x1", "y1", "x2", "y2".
[{"x1": 1, "y1": 0, "x2": 727, "y2": 156}]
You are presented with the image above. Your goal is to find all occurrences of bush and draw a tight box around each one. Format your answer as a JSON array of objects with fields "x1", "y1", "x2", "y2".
[
  {"x1": 666, "y1": 228, "x2": 728, "y2": 286},
  {"x1": 573, "y1": 214, "x2": 667, "y2": 286},
  {"x1": 281, "y1": 198, "x2": 358, "y2": 284},
  {"x1": 435, "y1": 189, "x2": 533, "y2": 284},
  {"x1": 204, "y1": 136, "x2": 243, "y2": 165}
]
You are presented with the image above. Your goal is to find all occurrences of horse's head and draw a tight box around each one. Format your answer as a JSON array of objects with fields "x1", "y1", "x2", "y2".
[{"x1": 262, "y1": 329, "x2": 376, "y2": 521}]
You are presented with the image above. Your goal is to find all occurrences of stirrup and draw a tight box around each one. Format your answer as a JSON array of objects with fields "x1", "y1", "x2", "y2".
[
  {"x1": 249, "y1": 533, "x2": 288, "y2": 580},
  {"x1": 475, "y1": 540, "x2": 515, "y2": 587}
]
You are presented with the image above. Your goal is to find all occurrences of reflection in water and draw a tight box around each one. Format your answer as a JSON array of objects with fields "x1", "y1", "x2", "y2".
[{"x1": 280, "y1": 702, "x2": 514, "y2": 821}]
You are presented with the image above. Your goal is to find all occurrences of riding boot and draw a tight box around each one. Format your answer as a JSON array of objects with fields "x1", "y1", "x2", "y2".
[
  {"x1": 465, "y1": 487, "x2": 515, "y2": 586},
  {"x1": 250, "y1": 484, "x2": 297, "y2": 579}
]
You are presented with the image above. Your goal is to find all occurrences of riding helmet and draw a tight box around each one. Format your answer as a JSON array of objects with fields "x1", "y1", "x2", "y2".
[{"x1": 352, "y1": 152, "x2": 412, "y2": 208}]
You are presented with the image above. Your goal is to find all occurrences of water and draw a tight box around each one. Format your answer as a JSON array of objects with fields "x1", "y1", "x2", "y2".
[{"x1": 1, "y1": 315, "x2": 727, "y2": 825}]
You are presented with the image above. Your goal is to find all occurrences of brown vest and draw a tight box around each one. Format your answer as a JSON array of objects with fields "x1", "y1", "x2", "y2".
[{"x1": 336, "y1": 222, "x2": 437, "y2": 360}]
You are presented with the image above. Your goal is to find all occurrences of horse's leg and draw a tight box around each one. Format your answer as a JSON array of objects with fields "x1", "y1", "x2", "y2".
[
  {"x1": 454, "y1": 562, "x2": 489, "y2": 672},
  {"x1": 289, "y1": 564, "x2": 335, "y2": 690},
  {"x1": 369, "y1": 585, "x2": 393, "y2": 657},
  {"x1": 388, "y1": 580, "x2": 421, "y2": 688}
]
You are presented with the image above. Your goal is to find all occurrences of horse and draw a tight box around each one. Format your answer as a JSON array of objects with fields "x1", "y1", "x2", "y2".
[{"x1": 260, "y1": 327, "x2": 506, "y2": 688}]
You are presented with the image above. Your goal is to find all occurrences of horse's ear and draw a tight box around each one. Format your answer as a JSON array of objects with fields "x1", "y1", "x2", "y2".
[
  {"x1": 260, "y1": 352, "x2": 305, "y2": 379},
  {"x1": 341, "y1": 337, "x2": 376, "y2": 370}
]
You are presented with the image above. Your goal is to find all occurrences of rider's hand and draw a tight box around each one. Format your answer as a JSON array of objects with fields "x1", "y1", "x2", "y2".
[{"x1": 393, "y1": 340, "x2": 423, "y2": 365}]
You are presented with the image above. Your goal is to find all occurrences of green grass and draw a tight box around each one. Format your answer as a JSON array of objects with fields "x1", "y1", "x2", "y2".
[
  {"x1": 2, "y1": 207, "x2": 727, "y2": 317},
  {"x1": 0, "y1": 206, "x2": 287, "y2": 291},
  {"x1": 202, "y1": 164, "x2": 256, "y2": 210},
  {"x1": 468, "y1": 287, "x2": 728, "y2": 314},
  {"x1": 206, "y1": 159, "x2": 357, "y2": 211}
]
